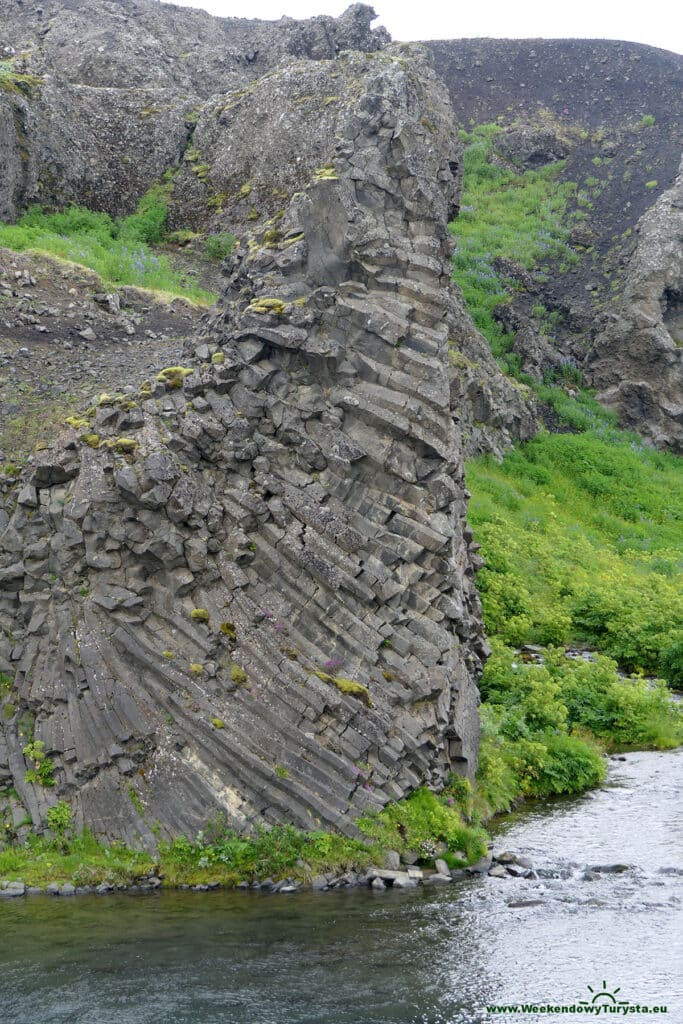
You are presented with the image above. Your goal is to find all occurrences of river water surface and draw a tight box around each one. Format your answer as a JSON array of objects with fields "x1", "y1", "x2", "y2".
[{"x1": 2, "y1": 749, "x2": 681, "y2": 1024}]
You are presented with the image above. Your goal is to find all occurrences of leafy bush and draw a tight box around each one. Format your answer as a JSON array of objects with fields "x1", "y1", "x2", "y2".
[
  {"x1": 204, "y1": 232, "x2": 236, "y2": 261},
  {"x1": 357, "y1": 787, "x2": 487, "y2": 865},
  {"x1": 475, "y1": 641, "x2": 682, "y2": 815},
  {"x1": 659, "y1": 638, "x2": 683, "y2": 690},
  {"x1": 468, "y1": 429, "x2": 683, "y2": 680},
  {"x1": 22, "y1": 739, "x2": 55, "y2": 787}
]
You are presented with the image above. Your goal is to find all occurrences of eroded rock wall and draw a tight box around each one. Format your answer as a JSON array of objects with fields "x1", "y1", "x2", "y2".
[
  {"x1": 0, "y1": 1, "x2": 389, "y2": 216},
  {"x1": 0, "y1": 49, "x2": 487, "y2": 848},
  {"x1": 588, "y1": 158, "x2": 683, "y2": 452}
]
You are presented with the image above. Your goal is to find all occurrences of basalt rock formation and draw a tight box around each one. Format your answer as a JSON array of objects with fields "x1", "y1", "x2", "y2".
[
  {"x1": 0, "y1": 48, "x2": 488, "y2": 847},
  {"x1": 0, "y1": 1, "x2": 388, "y2": 219},
  {"x1": 588, "y1": 157, "x2": 683, "y2": 451}
]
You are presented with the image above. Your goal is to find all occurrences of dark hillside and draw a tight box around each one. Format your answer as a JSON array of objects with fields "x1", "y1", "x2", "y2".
[{"x1": 429, "y1": 38, "x2": 683, "y2": 449}]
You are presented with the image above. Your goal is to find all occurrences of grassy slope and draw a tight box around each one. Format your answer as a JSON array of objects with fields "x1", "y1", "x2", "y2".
[
  {"x1": 0, "y1": 193, "x2": 218, "y2": 305},
  {"x1": 454, "y1": 127, "x2": 683, "y2": 816},
  {"x1": 450, "y1": 123, "x2": 578, "y2": 370}
]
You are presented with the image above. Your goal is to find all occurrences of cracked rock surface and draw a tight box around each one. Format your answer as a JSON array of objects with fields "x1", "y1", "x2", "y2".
[
  {"x1": 588, "y1": 157, "x2": 683, "y2": 452},
  {"x1": 0, "y1": 49, "x2": 487, "y2": 848}
]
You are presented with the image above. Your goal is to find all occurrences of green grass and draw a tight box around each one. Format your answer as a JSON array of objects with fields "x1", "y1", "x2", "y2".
[
  {"x1": 468, "y1": 426, "x2": 683, "y2": 816},
  {"x1": 0, "y1": 59, "x2": 42, "y2": 96},
  {"x1": 0, "y1": 790, "x2": 487, "y2": 888},
  {"x1": 0, "y1": 831, "x2": 154, "y2": 887},
  {"x1": 0, "y1": 193, "x2": 216, "y2": 305},
  {"x1": 450, "y1": 124, "x2": 578, "y2": 358},
  {"x1": 467, "y1": 427, "x2": 683, "y2": 676}
]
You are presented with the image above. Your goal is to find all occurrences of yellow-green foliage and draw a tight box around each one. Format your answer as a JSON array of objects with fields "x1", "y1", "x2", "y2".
[
  {"x1": 80, "y1": 434, "x2": 100, "y2": 449},
  {"x1": 190, "y1": 608, "x2": 210, "y2": 624},
  {"x1": 476, "y1": 640, "x2": 682, "y2": 816},
  {"x1": 314, "y1": 165, "x2": 339, "y2": 181},
  {"x1": 189, "y1": 664, "x2": 204, "y2": 676},
  {"x1": 65, "y1": 416, "x2": 89, "y2": 429},
  {"x1": 468, "y1": 428, "x2": 683, "y2": 680},
  {"x1": 162, "y1": 651, "x2": 175, "y2": 660},
  {"x1": 102, "y1": 437, "x2": 139, "y2": 453},
  {"x1": 0, "y1": 59, "x2": 42, "y2": 96},
  {"x1": 357, "y1": 787, "x2": 487, "y2": 866},
  {"x1": 211, "y1": 351, "x2": 225, "y2": 364},
  {"x1": 230, "y1": 663, "x2": 247, "y2": 685},
  {"x1": 220, "y1": 622, "x2": 237, "y2": 639},
  {"x1": 450, "y1": 123, "x2": 578, "y2": 359},
  {"x1": 0, "y1": 831, "x2": 154, "y2": 887},
  {"x1": 315, "y1": 671, "x2": 372, "y2": 706},
  {"x1": 247, "y1": 297, "x2": 287, "y2": 316},
  {"x1": 156, "y1": 366, "x2": 194, "y2": 389},
  {"x1": 211, "y1": 717, "x2": 225, "y2": 729},
  {"x1": 207, "y1": 193, "x2": 229, "y2": 210},
  {"x1": 468, "y1": 423, "x2": 683, "y2": 816}
]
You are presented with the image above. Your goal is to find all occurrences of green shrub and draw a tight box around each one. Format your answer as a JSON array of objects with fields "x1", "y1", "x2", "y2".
[
  {"x1": 204, "y1": 232, "x2": 236, "y2": 261},
  {"x1": 46, "y1": 801, "x2": 72, "y2": 834},
  {"x1": 659, "y1": 638, "x2": 683, "y2": 689},
  {"x1": 467, "y1": 429, "x2": 683, "y2": 673},
  {"x1": 22, "y1": 740, "x2": 55, "y2": 787},
  {"x1": 357, "y1": 787, "x2": 487, "y2": 864},
  {"x1": 475, "y1": 639, "x2": 681, "y2": 814}
]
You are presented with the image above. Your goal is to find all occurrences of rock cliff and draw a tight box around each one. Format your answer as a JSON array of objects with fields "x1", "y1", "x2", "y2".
[
  {"x1": 428, "y1": 38, "x2": 683, "y2": 450},
  {"x1": 588, "y1": 157, "x2": 683, "y2": 451},
  {"x1": 0, "y1": 1, "x2": 388, "y2": 219},
  {"x1": 0, "y1": 48, "x2": 487, "y2": 847}
]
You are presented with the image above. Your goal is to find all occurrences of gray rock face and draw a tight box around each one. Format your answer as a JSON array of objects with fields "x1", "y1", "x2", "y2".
[
  {"x1": 0, "y1": 1, "x2": 388, "y2": 217},
  {"x1": 0, "y1": 49, "x2": 486, "y2": 848},
  {"x1": 588, "y1": 158, "x2": 683, "y2": 452}
]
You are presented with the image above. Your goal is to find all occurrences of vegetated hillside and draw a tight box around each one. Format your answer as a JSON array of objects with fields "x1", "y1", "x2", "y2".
[
  {"x1": 448, "y1": 114, "x2": 683, "y2": 820},
  {"x1": 429, "y1": 38, "x2": 683, "y2": 451}
]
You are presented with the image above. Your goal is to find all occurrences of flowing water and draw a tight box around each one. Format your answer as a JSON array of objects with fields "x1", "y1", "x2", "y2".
[{"x1": 2, "y1": 749, "x2": 681, "y2": 1024}]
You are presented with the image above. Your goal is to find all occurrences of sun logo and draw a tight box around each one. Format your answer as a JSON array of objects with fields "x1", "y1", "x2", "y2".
[{"x1": 580, "y1": 981, "x2": 630, "y2": 1007}]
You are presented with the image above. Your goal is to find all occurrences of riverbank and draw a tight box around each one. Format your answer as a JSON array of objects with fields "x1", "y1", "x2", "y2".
[
  {"x1": 4, "y1": 749, "x2": 681, "y2": 1024},
  {"x1": 0, "y1": 846, "x2": 538, "y2": 900},
  {"x1": 2, "y1": 643, "x2": 681, "y2": 896}
]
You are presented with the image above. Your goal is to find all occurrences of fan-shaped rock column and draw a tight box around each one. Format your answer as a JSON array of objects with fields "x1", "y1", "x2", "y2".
[{"x1": 0, "y1": 48, "x2": 486, "y2": 846}]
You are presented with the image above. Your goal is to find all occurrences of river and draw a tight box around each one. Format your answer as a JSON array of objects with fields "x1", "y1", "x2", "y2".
[{"x1": 2, "y1": 749, "x2": 681, "y2": 1024}]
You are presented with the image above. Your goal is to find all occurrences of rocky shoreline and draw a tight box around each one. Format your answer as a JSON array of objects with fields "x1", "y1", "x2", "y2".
[{"x1": 0, "y1": 848, "x2": 537, "y2": 898}]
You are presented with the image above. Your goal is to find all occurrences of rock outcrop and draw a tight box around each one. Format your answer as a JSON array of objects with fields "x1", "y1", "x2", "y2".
[
  {"x1": 588, "y1": 158, "x2": 683, "y2": 452},
  {"x1": 0, "y1": 48, "x2": 487, "y2": 848},
  {"x1": 0, "y1": 1, "x2": 388, "y2": 219}
]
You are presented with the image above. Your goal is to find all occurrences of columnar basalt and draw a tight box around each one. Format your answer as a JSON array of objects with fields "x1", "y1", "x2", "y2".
[{"x1": 0, "y1": 50, "x2": 487, "y2": 847}]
